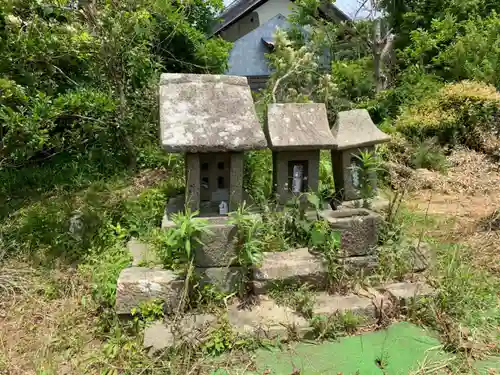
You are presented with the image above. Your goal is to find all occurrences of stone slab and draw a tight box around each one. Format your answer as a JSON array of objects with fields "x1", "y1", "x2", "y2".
[
  {"x1": 253, "y1": 248, "x2": 328, "y2": 294},
  {"x1": 313, "y1": 292, "x2": 377, "y2": 324},
  {"x1": 332, "y1": 109, "x2": 390, "y2": 150},
  {"x1": 379, "y1": 282, "x2": 435, "y2": 305},
  {"x1": 322, "y1": 208, "x2": 381, "y2": 256},
  {"x1": 339, "y1": 195, "x2": 390, "y2": 213},
  {"x1": 266, "y1": 103, "x2": 336, "y2": 150},
  {"x1": 159, "y1": 73, "x2": 266, "y2": 153},
  {"x1": 195, "y1": 267, "x2": 243, "y2": 293},
  {"x1": 143, "y1": 313, "x2": 217, "y2": 353},
  {"x1": 143, "y1": 321, "x2": 173, "y2": 354},
  {"x1": 228, "y1": 297, "x2": 310, "y2": 339},
  {"x1": 115, "y1": 267, "x2": 184, "y2": 315},
  {"x1": 408, "y1": 240, "x2": 433, "y2": 272},
  {"x1": 127, "y1": 238, "x2": 160, "y2": 267},
  {"x1": 341, "y1": 255, "x2": 379, "y2": 275}
]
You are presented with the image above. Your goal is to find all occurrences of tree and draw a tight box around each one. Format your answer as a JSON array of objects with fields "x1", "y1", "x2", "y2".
[{"x1": 0, "y1": 0, "x2": 232, "y2": 168}]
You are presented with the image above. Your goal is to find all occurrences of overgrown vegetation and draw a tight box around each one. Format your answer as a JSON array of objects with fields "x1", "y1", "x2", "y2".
[{"x1": 1, "y1": 0, "x2": 500, "y2": 372}]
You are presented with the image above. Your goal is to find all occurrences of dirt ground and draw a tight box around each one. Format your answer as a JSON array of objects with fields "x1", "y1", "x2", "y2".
[{"x1": 402, "y1": 148, "x2": 500, "y2": 274}]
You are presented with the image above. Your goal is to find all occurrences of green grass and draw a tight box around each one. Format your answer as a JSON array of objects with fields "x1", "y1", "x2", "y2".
[{"x1": 1, "y1": 151, "x2": 499, "y2": 374}]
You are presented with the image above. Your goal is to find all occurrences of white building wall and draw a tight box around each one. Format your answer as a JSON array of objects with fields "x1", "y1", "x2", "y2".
[{"x1": 255, "y1": 0, "x2": 295, "y2": 24}]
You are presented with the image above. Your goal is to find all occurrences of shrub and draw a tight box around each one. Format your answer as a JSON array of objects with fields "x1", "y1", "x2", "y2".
[{"x1": 395, "y1": 81, "x2": 500, "y2": 151}]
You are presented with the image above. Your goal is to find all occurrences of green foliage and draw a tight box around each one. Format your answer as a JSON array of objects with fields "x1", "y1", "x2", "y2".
[
  {"x1": 331, "y1": 58, "x2": 375, "y2": 102},
  {"x1": 201, "y1": 319, "x2": 249, "y2": 356},
  {"x1": 193, "y1": 283, "x2": 229, "y2": 308},
  {"x1": 351, "y1": 151, "x2": 384, "y2": 207},
  {"x1": 309, "y1": 311, "x2": 363, "y2": 340},
  {"x1": 243, "y1": 150, "x2": 273, "y2": 204},
  {"x1": 269, "y1": 282, "x2": 316, "y2": 318},
  {"x1": 363, "y1": 67, "x2": 444, "y2": 123},
  {"x1": 402, "y1": 12, "x2": 500, "y2": 87},
  {"x1": 79, "y1": 244, "x2": 131, "y2": 308},
  {"x1": 157, "y1": 209, "x2": 210, "y2": 269},
  {"x1": 0, "y1": 0, "x2": 231, "y2": 168},
  {"x1": 410, "y1": 139, "x2": 449, "y2": 172},
  {"x1": 395, "y1": 80, "x2": 500, "y2": 151},
  {"x1": 230, "y1": 204, "x2": 264, "y2": 267},
  {"x1": 130, "y1": 299, "x2": 164, "y2": 324}
]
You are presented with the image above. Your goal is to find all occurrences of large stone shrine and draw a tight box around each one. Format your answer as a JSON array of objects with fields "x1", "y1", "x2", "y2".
[
  {"x1": 159, "y1": 73, "x2": 267, "y2": 215},
  {"x1": 265, "y1": 103, "x2": 336, "y2": 205}
]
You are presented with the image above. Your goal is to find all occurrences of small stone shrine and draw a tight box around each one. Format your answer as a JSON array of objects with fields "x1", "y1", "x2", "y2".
[
  {"x1": 265, "y1": 103, "x2": 336, "y2": 204},
  {"x1": 331, "y1": 109, "x2": 390, "y2": 202},
  {"x1": 159, "y1": 73, "x2": 267, "y2": 215}
]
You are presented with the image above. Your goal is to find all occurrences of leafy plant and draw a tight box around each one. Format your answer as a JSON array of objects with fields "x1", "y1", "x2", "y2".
[
  {"x1": 230, "y1": 203, "x2": 264, "y2": 267},
  {"x1": 270, "y1": 282, "x2": 316, "y2": 318},
  {"x1": 157, "y1": 208, "x2": 210, "y2": 269},
  {"x1": 201, "y1": 319, "x2": 249, "y2": 356},
  {"x1": 130, "y1": 299, "x2": 165, "y2": 325},
  {"x1": 310, "y1": 311, "x2": 363, "y2": 340},
  {"x1": 410, "y1": 138, "x2": 449, "y2": 172}
]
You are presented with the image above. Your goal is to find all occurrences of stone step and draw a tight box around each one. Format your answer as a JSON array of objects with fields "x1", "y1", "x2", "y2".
[
  {"x1": 115, "y1": 267, "x2": 185, "y2": 315},
  {"x1": 142, "y1": 281, "x2": 435, "y2": 353},
  {"x1": 252, "y1": 248, "x2": 380, "y2": 294},
  {"x1": 163, "y1": 215, "x2": 239, "y2": 268},
  {"x1": 253, "y1": 248, "x2": 329, "y2": 294}
]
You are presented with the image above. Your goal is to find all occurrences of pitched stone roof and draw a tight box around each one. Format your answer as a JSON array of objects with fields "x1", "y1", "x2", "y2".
[
  {"x1": 332, "y1": 109, "x2": 390, "y2": 150},
  {"x1": 265, "y1": 103, "x2": 336, "y2": 150},
  {"x1": 159, "y1": 73, "x2": 267, "y2": 153}
]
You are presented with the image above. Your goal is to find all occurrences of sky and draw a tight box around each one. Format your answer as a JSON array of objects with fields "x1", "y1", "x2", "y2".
[{"x1": 221, "y1": 0, "x2": 377, "y2": 20}]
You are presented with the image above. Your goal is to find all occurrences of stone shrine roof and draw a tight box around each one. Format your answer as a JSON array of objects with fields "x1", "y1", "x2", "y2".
[
  {"x1": 332, "y1": 109, "x2": 390, "y2": 150},
  {"x1": 159, "y1": 74, "x2": 267, "y2": 153},
  {"x1": 265, "y1": 103, "x2": 336, "y2": 150}
]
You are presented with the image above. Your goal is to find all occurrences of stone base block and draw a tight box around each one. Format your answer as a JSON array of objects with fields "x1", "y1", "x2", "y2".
[
  {"x1": 115, "y1": 267, "x2": 184, "y2": 315},
  {"x1": 228, "y1": 297, "x2": 310, "y2": 339},
  {"x1": 253, "y1": 248, "x2": 328, "y2": 294},
  {"x1": 313, "y1": 292, "x2": 378, "y2": 324},
  {"x1": 195, "y1": 267, "x2": 243, "y2": 293},
  {"x1": 341, "y1": 255, "x2": 379, "y2": 275},
  {"x1": 379, "y1": 282, "x2": 435, "y2": 307},
  {"x1": 321, "y1": 208, "x2": 381, "y2": 256},
  {"x1": 163, "y1": 216, "x2": 239, "y2": 268},
  {"x1": 144, "y1": 313, "x2": 217, "y2": 354}
]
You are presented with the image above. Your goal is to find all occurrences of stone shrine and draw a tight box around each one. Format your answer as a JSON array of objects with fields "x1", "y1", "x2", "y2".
[
  {"x1": 159, "y1": 73, "x2": 267, "y2": 215},
  {"x1": 265, "y1": 103, "x2": 336, "y2": 204},
  {"x1": 331, "y1": 109, "x2": 390, "y2": 202}
]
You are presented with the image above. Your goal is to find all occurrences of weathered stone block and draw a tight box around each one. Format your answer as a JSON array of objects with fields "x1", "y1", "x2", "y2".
[
  {"x1": 322, "y1": 208, "x2": 381, "y2": 256},
  {"x1": 408, "y1": 240, "x2": 433, "y2": 272},
  {"x1": 380, "y1": 282, "x2": 435, "y2": 306},
  {"x1": 313, "y1": 292, "x2": 377, "y2": 324},
  {"x1": 339, "y1": 195, "x2": 390, "y2": 214},
  {"x1": 196, "y1": 224, "x2": 238, "y2": 267},
  {"x1": 253, "y1": 248, "x2": 328, "y2": 294},
  {"x1": 143, "y1": 321, "x2": 173, "y2": 355},
  {"x1": 195, "y1": 267, "x2": 243, "y2": 293},
  {"x1": 163, "y1": 217, "x2": 239, "y2": 268},
  {"x1": 115, "y1": 267, "x2": 184, "y2": 315},
  {"x1": 143, "y1": 313, "x2": 217, "y2": 353},
  {"x1": 228, "y1": 297, "x2": 310, "y2": 339},
  {"x1": 341, "y1": 255, "x2": 379, "y2": 275},
  {"x1": 127, "y1": 238, "x2": 160, "y2": 267}
]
